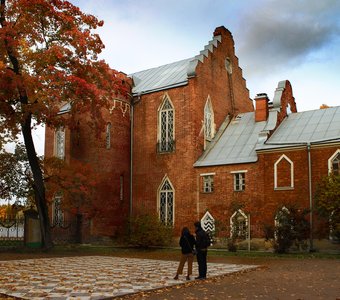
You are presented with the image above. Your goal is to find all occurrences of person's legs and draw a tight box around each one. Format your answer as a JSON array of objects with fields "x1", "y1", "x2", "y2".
[
  {"x1": 195, "y1": 250, "x2": 204, "y2": 278},
  {"x1": 174, "y1": 254, "x2": 186, "y2": 279},
  {"x1": 201, "y1": 250, "x2": 207, "y2": 278},
  {"x1": 187, "y1": 253, "x2": 193, "y2": 279}
]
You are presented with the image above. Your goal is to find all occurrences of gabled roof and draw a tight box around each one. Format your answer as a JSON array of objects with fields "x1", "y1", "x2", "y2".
[
  {"x1": 194, "y1": 112, "x2": 266, "y2": 167},
  {"x1": 131, "y1": 58, "x2": 192, "y2": 95},
  {"x1": 258, "y1": 106, "x2": 340, "y2": 150},
  {"x1": 130, "y1": 35, "x2": 222, "y2": 96},
  {"x1": 194, "y1": 106, "x2": 340, "y2": 167}
]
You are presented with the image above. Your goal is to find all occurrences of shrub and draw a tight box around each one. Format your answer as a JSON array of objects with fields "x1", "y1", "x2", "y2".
[
  {"x1": 272, "y1": 206, "x2": 310, "y2": 253},
  {"x1": 125, "y1": 213, "x2": 173, "y2": 248}
]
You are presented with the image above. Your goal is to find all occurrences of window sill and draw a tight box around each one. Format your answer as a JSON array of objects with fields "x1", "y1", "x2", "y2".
[{"x1": 274, "y1": 187, "x2": 294, "y2": 191}]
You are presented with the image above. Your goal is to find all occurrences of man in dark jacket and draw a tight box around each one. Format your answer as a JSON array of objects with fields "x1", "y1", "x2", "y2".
[{"x1": 194, "y1": 221, "x2": 210, "y2": 279}]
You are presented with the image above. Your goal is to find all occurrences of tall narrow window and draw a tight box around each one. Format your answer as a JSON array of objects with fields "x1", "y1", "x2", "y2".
[
  {"x1": 52, "y1": 194, "x2": 64, "y2": 227},
  {"x1": 106, "y1": 122, "x2": 111, "y2": 149},
  {"x1": 55, "y1": 127, "x2": 65, "y2": 159},
  {"x1": 234, "y1": 173, "x2": 245, "y2": 191},
  {"x1": 158, "y1": 177, "x2": 174, "y2": 225},
  {"x1": 158, "y1": 95, "x2": 175, "y2": 152},
  {"x1": 274, "y1": 154, "x2": 294, "y2": 189},
  {"x1": 204, "y1": 97, "x2": 214, "y2": 141}
]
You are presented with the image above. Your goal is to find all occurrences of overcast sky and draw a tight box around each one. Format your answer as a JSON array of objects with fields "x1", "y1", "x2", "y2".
[{"x1": 29, "y1": 0, "x2": 340, "y2": 155}]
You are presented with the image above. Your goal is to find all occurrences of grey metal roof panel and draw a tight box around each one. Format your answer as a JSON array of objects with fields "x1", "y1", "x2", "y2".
[
  {"x1": 131, "y1": 58, "x2": 193, "y2": 95},
  {"x1": 259, "y1": 106, "x2": 340, "y2": 149},
  {"x1": 194, "y1": 112, "x2": 266, "y2": 167}
]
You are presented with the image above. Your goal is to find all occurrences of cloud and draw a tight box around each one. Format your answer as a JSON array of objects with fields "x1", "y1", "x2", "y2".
[{"x1": 236, "y1": 0, "x2": 340, "y2": 76}]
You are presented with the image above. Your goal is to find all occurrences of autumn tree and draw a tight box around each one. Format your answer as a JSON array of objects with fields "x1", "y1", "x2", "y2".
[
  {"x1": 0, "y1": 0, "x2": 127, "y2": 248},
  {"x1": 314, "y1": 174, "x2": 340, "y2": 240}
]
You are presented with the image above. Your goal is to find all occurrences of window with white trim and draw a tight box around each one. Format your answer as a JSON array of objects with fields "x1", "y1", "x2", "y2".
[
  {"x1": 274, "y1": 154, "x2": 294, "y2": 189},
  {"x1": 158, "y1": 95, "x2": 175, "y2": 152},
  {"x1": 106, "y1": 122, "x2": 111, "y2": 149},
  {"x1": 329, "y1": 151, "x2": 340, "y2": 175},
  {"x1": 202, "y1": 175, "x2": 214, "y2": 193},
  {"x1": 204, "y1": 96, "x2": 214, "y2": 142},
  {"x1": 55, "y1": 127, "x2": 65, "y2": 159},
  {"x1": 230, "y1": 209, "x2": 248, "y2": 239},
  {"x1": 234, "y1": 173, "x2": 245, "y2": 191},
  {"x1": 158, "y1": 177, "x2": 174, "y2": 225}
]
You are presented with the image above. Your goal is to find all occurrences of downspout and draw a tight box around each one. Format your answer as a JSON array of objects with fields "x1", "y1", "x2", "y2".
[
  {"x1": 130, "y1": 93, "x2": 141, "y2": 217},
  {"x1": 307, "y1": 143, "x2": 314, "y2": 251},
  {"x1": 130, "y1": 102, "x2": 134, "y2": 217}
]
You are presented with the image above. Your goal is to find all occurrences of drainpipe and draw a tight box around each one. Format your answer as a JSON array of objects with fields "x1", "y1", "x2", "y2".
[
  {"x1": 130, "y1": 102, "x2": 134, "y2": 217},
  {"x1": 307, "y1": 143, "x2": 314, "y2": 251},
  {"x1": 130, "y1": 93, "x2": 141, "y2": 217}
]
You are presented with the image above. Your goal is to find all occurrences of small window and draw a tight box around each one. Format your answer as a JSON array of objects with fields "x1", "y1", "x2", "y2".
[
  {"x1": 203, "y1": 175, "x2": 214, "y2": 193},
  {"x1": 234, "y1": 173, "x2": 245, "y2": 191},
  {"x1": 331, "y1": 153, "x2": 340, "y2": 175},
  {"x1": 106, "y1": 122, "x2": 111, "y2": 149}
]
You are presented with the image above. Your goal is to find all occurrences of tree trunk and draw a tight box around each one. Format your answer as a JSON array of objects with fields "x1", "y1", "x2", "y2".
[{"x1": 22, "y1": 115, "x2": 53, "y2": 249}]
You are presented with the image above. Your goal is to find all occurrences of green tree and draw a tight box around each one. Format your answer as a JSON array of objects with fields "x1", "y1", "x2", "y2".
[
  {"x1": 314, "y1": 174, "x2": 340, "y2": 240},
  {"x1": 0, "y1": 0, "x2": 127, "y2": 248},
  {"x1": 0, "y1": 144, "x2": 34, "y2": 202}
]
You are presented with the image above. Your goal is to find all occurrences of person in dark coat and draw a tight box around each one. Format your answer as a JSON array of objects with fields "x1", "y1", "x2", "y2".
[
  {"x1": 174, "y1": 227, "x2": 196, "y2": 280},
  {"x1": 194, "y1": 221, "x2": 210, "y2": 279}
]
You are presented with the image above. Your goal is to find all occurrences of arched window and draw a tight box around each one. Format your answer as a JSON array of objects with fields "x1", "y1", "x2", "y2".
[
  {"x1": 230, "y1": 209, "x2": 248, "y2": 239},
  {"x1": 204, "y1": 96, "x2": 214, "y2": 142},
  {"x1": 158, "y1": 176, "x2": 174, "y2": 225},
  {"x1": 55, "y1": 127, "x2": 65, "y2": 159},
  {"x1": 158, "y1": 95, "x2": 175, "y2": 152},
  {"x1": 274, "y1": 154, "x2": 294, "y2": 189},
  {"x1": 52, "y1": 193, "x2": 64, "y2": 227},
  {"x1": 106, "y1": 122, "x2": 111, "y2": 149},
  {"x1": 328, "y1": 150, "x2": 340, "y2": 175}
]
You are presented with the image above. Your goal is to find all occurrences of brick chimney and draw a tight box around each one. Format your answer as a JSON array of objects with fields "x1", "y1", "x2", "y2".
[
  {"x1": 213, "y1": 26, "x2": 231, "y2": 37},
  {"x1": 255, "y1": 93, "x2": 269, "y2": 122}
]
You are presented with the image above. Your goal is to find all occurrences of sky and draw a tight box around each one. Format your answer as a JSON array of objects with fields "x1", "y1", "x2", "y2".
[{"x1": 13, "y1": 0, "x2": 340, "y2": 156}]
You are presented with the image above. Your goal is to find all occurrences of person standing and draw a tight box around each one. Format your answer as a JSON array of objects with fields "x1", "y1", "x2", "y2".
[
  {"x1": 174, "y1": 227, "x2": 196, "y2": 280},
  {"x1": 194, "y1": 221, "x2": 210, "y2": 279}
]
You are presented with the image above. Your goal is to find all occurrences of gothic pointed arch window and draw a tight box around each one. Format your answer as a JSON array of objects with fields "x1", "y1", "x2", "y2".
[
  {"x1": 204, "y1": 96, "x2": 215, "y2": 142},
  {"x1": 158, "y1": 95, "x2": 175, "y2": 153},
  {"x1": 274, "y1": 154, "x2": 294, "y2": 189},
  {"x1": 55, "y1": 127, "x2": 65, "y2": 159},
  {"x1": 52, "y1": 193, "x2": 64, "y2": 227},
  {"x1": 158, "y1": 176, "x2": 174, "y2": 225},
  {"x1": 328, "y1": 149, "x2": 340, "y2": 175},
  {"x1": 230, "y1": 209, "x2": 248, "y2": 239}
]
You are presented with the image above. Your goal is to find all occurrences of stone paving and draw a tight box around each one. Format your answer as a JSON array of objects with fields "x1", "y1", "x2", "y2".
[{"x1": 0, "y1": 256, "x2": 258, "y2": 299}]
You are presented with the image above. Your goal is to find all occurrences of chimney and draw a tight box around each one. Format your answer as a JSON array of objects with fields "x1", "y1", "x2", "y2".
[
  {"x1": 255, "y1": 93, "x2": 269, "y2": 122},
  {"x1": 213, "y1": 26, "x2": 231, "y2": 37}
]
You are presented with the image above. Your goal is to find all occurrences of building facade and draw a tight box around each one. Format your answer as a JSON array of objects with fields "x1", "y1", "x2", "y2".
[{"x1": 44, "y1": 26, "x2": 340, "y2": 243}]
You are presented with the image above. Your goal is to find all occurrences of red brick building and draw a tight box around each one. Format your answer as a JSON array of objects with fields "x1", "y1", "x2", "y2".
[{"x1": 45, "y1": 26, "x2": 340, "y2": 245}]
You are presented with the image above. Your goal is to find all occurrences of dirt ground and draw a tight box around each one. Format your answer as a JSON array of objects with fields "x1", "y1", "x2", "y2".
[{"x1": 0, "y1": 250, "x2": 339, "y2": 300}]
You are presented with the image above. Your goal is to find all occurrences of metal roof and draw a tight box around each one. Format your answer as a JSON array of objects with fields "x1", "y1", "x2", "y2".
[
  {"x1": 258, "y1": 106, "x2": 340, "y2": 149},
  {"x1": 131, "y1": 58, "x2": 192, "y2": 95},
  {"x1": 130, "y1": 35, "x2": 222, "y2": 96},
  {"x1": 194, "y1": 112, "x2": 266, "y2": 167},
  {"x1": 194, "y1": 106, "x2": 340, "y2": 167}
]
